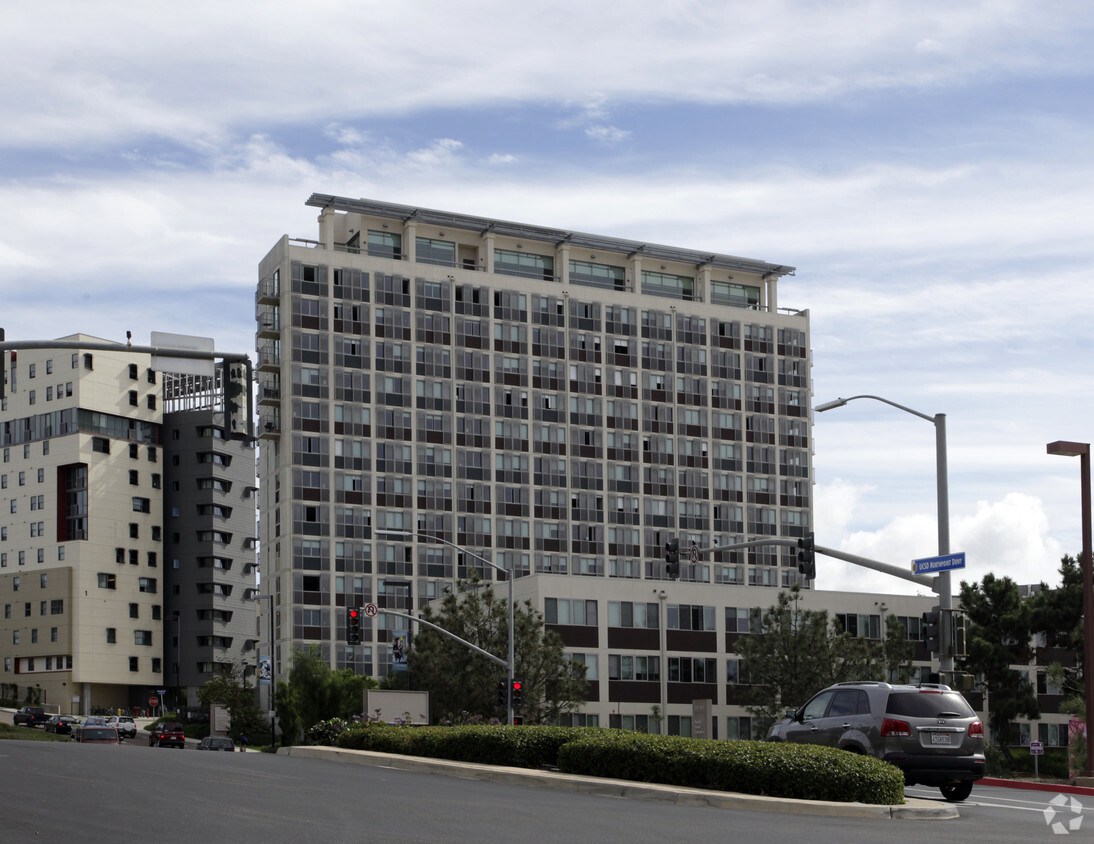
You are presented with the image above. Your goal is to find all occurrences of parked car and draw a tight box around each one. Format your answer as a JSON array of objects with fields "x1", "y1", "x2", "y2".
[
  {"x1": 196, "y1": 736, "x2": 236, "y2": 752},
  {"x1": 766, "y1": 681, "x2": 985, "y2": 802},
  {"x1": 74, "y1": 725, "x2": 120, "y2": 744},
  {"x1": 148, "y1": 723, "x2": 186, "y2": 748},
  {"x1": 13, "y1": 706, "x2": 49, "y2": 728},
  {"x1": 44, "y1": 715, "x2": 78, "y2": 735},
  {"x1": 104, "y1": 715, "x2": 137, "y2": 739}
]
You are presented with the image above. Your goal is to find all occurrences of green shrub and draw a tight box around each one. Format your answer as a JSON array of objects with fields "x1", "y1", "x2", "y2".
[
  {"x1": 330, "y1": 724, "x2": 903, "y2": 804},
  {"x1": 555, "y1": 732, "x2": 904, "y2": 804}
]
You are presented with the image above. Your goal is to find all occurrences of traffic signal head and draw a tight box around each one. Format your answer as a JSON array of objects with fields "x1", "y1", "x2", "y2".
[
  {"x1": 922, "y1": 609, "x2": 941, "y2": 653},
  {"x1": 346, "y1": 607, "x2": 362, "y2": 645},
  {"x1": 511, "y1": 678, "x2": 524, "y2": 709},
  {"x1": 952, "y1": 613, "x2": 969, "y2": 657},
  {"x1": 796, "y1": 532, "x2": 816, "y2": 579},
  {"x1": 665, "y1": 539, "x2": 680, "y2": 579},
  {"x1": 497, "y1": 679, "x2": 507, "y2": 707}
]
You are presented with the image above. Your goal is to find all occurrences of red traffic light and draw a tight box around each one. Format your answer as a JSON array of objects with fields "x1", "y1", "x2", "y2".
[
  {"x1": 511, "y1": 681, "x2": 521, "y2": 691},
  {"x1": 348, "y1": 609, "x2": 359, "y2": 619}
]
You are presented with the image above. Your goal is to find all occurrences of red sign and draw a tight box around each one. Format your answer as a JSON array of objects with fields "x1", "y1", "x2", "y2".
[{"x1": 148, "y1": 695, "x2": 159, "y2": 707}]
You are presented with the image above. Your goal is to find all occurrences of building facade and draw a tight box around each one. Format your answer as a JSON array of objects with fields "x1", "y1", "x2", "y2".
[
  {"x1": 0, "y1": 335, "x2": 256, "y2": 715},
  {"x1": 255, "y1": 195, "x2": 813, "y2": 701}
]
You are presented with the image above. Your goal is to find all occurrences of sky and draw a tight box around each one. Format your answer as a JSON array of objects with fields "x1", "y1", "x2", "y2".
[{"x1": 2, "y1": 0, "x2": 1092, "y2": 598}]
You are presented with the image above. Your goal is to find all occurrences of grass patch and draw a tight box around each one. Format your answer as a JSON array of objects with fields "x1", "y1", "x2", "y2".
[{"x1": 0, "y1": 723, "x2": 73, "y2": 743}]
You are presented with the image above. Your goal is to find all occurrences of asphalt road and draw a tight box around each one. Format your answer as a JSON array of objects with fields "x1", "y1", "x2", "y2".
[{"x1": 2, "y1": 737, "x2": 1092, "y2": 844}]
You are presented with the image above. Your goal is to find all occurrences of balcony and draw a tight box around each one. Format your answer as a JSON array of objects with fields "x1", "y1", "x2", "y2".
[{"x1": 256, "y1": 275, "x2": 281, "y2": 305}]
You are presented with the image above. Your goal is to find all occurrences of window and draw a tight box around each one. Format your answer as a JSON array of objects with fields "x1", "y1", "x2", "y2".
[
  {"x1": 97, "y1": 573, "x2": 116, "y2": 590},
  {"x1": 39, "y1": 573, "x2": 47, "y2": 588},
  {"x1": 135, "y1": 630, "x2": 152, "y2": 646},
  {"x1": 129, "y1": 523, "x2": 139, "y2": 539},
  {"x1": 147, "y1": 394, "x2": 156, "y2": 410},
  {"x1": 544, "y1": 598, "x2": 598, "y2": 626},
  {"x1": 50, "y1": 599, "x2": 63, "y2": 614},
  {"x1": 608, "y1": 601, "x2": 659, "y2": 629},
  {"x1": 129, "y1": 603, "x2": 139, "y2": 618},
  {"x1": 129, "y1": 390, "x2": 138, "y2": 406},
  {"x1": 92, "y1": 437, "x2": 110, "y2": 454},
  {"x1": 129, "y1": 657, "x2": 139, "y2": 672},
  {"x1": 138, "y1": 577, "x2": 157, "y2": 593},
  {"x1": 106, "y1": 628, "x2": 116, "y2": 643},
  {"x1": 132, "y1": 497, "x2": 151, "y2": 513},
  {"x1": 129, "y1": 470, "x2": 139, "y2": 485},
  {"x1": 129, "y1": 363, "x2": 139, "y2": 379}
]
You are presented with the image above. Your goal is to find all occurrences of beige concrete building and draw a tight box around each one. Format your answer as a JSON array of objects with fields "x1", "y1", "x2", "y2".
[{"x1": 0, "y1": 335, "x2": 257, "y2": 715}]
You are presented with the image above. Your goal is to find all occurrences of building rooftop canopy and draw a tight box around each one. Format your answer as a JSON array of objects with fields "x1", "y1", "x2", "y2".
[{"x1": 306, "y1": 193, "x2": 796, "y2": 280}]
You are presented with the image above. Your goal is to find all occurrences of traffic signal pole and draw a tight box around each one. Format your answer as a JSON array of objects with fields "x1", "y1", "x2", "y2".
[{"x1": 376, "y1": 530, "x2": 516, "y2": 725}]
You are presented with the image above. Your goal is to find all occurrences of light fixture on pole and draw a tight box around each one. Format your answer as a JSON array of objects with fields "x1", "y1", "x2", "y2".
[
  {"x1": 1046, "y1": 440, "x2": 1094, "y2": 777},
  {"x1": 376, "y1": 529, "x2": 516, "y2": 725},
  {"x1": 816, "y1": 395, "x2": 954, "y2": 674}
]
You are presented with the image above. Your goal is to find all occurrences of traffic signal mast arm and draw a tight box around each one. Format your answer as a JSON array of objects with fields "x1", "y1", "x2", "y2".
[
  {"x1": 688, "y1": 538, "x2": 936, "y2": 590},
  {"x1": 378, "y1": 607, "x2": 508, "y2": 670}
]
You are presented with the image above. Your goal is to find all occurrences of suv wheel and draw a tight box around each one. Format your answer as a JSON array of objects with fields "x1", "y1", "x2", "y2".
[{"x1": 940, "y1": 782, "x2": 974, "y2": 802}]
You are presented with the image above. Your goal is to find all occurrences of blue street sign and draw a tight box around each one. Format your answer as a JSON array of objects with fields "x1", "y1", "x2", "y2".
[{"x1": 912, "y1": 552, "x2": 967, "y2": 575}]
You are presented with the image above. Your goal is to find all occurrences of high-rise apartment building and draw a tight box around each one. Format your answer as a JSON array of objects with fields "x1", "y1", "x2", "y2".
[
  {"x1": 0, "y1": 335, "x2": 256, "y2": 715},
  {"x1": 256, "y1": 195, "x2": 811, "y2": 705}
]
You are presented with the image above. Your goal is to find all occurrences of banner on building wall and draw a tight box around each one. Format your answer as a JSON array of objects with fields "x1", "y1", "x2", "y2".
[{"x1": 258, "y1": 657, "x2": 271, "y2": 686}]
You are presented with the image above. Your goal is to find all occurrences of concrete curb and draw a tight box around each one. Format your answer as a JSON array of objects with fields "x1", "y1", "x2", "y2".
[
  {"x1": 980, "y1": 777, "x2": 1094, "y2": 796},
  {"x1": 279, "y1": 746, "x2": 957, "y2": 820}
]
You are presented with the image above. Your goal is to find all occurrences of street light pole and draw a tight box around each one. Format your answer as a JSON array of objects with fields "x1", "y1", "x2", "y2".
[
  {"x1": 376, "y1": 530, "x2": 515, "y2": 725},
  {"x1": 254, "y1": 593, "x2": 276, "y2": 746},
  {"x1": 816, "y1": 395, "x2": 954, "y2": 673},
  {"x1": 1046, "y1": 441, "x2": 1094, "y2": 777}
]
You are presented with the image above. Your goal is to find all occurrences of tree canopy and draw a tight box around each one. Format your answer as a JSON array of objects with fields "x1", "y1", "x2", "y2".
[
  {"x1": 197, "y1": 665, "x2": 267, "y2": 743},
  {"x1": 958, "y1": 572, "x2": 1040, "y2": 745},
  {"x1": 275, "y1": 646, "x2": 378, "y2": 744},
  {"x1": 405, "y1": 576, "x2": 587, "y2": 723},
  {"x1": 736, "y1": 586, "x2": 908, "y2": 732}
]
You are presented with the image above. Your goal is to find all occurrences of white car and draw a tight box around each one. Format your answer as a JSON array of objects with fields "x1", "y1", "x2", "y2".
[{"x1": 104, "y1": 715, "x2": 137, "y2": 739}]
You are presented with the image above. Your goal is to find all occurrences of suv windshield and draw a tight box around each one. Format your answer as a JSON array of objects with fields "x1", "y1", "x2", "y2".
[{"x1": 886, "y1": 691, "x2": 976, "y2": 718}]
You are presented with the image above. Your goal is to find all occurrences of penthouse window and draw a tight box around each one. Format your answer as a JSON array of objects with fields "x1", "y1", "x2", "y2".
[
  {"x1": 367, "y1": 230, "x2": 403, "y2": 259},
  {"x1": 710, "y1": 280, "x2": 760, "y2": 309},
  {"x1": 570, "y1": 259, "x2": 626, "y2": 292},
  {"x1": 415, "y1": 236, "x2": 455, "y2": 267},
  {"x1": 641, "y1": 270, "x2": 694, "y2": 302},
  {"x1": 494, "y1": 248, "x2": 554, "y2": 281}
]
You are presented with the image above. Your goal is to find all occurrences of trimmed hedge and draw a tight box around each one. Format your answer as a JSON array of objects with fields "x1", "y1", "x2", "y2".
[
  {"x1": 332, "y1": 724, "x2": 905, "y2": 805},
  {"x1": 556, "y1": 731, "x2": 904, "y2": 805},
  {"x1": 337, "y1": 723, "x2": 582, "y2": 769}
]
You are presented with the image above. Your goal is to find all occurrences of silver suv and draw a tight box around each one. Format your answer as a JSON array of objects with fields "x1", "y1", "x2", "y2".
[
  {"x1": 104, "y1": 715, "x2": 137, "y2": 739},
  {"x1": 766, "y1": 681, "x2": 985, "y2": 802}
]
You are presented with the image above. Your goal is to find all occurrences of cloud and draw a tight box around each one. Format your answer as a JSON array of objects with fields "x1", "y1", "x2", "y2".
[
  {"x1": 7, "y1": 1, "x2": 1093, "y2": 151},
  {"x1": 816, "y1": 489, "x2": 1066, "y2": 596}
]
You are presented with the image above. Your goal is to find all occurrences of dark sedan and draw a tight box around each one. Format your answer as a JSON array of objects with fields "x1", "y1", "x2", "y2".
[{"x1": 44, "y1": 715, "x2": 78, "y2": 735}]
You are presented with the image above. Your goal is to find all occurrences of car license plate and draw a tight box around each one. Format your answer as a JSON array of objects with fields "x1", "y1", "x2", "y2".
[{"x1": 930, "y1": 733, "x2": 951, "y2": 745}]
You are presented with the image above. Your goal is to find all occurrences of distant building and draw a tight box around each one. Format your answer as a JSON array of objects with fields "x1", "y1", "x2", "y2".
[
  {"x1": 255, "y1": 195, "x2": 808, "y2": 686},
  {"x1": 0, "y1": 334, "x2": 256, "y2": 715}
]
